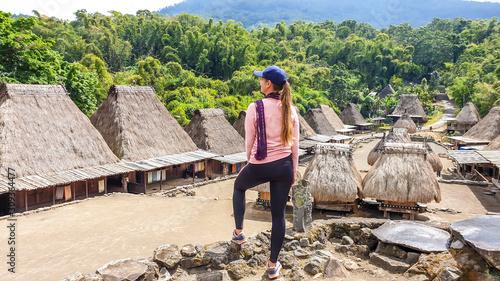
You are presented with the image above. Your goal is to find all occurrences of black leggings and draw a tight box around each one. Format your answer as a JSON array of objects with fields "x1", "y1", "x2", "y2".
[{"x1": 233, "y1": 154, "x2": 293, "y2": 263}]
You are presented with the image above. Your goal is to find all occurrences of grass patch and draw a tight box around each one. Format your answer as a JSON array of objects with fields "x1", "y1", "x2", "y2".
[{"x1": 423, "y1": 107, "x2": 445, "y2": 126}]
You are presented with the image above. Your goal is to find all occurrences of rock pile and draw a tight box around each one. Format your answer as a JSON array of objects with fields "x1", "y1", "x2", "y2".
[{"x1": 62, "y1": 217, "x2": 500, "y2": 281}]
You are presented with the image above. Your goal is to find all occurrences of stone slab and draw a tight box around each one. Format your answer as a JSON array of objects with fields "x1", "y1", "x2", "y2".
[
  {"x1": 450, "y1": 215, "x2": 500, "y2": 269},
  {"x1": 372, "y1": 221, "x2": 450, "y2": 253}
]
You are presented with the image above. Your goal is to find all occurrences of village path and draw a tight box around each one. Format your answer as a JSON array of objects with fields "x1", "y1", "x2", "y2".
[{"x1": 422, "y1": 100, "x2": 456, "y2": 130}]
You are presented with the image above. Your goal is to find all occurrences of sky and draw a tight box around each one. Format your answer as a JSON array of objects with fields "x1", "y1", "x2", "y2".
[
  {"x1": 2, "y1": 0, "x2": 500, "y2": 20},
  {"x1": 1, "y1": 0, "x2": 184, "y2": 20}
]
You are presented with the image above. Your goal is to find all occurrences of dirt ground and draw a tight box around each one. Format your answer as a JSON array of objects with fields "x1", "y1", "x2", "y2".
[{"x1": 1, "y1": 138, "x2": 500, "y2": 281}]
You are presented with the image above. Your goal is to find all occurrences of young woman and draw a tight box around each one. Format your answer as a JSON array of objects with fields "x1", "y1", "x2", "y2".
[{"x1": 231, "y1": 65, "x2": 299, "y2": 279}]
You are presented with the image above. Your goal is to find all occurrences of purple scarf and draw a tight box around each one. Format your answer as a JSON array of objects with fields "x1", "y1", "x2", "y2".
[{"x1": 255, "y1": 93, "x2": 281, "y2": 160}]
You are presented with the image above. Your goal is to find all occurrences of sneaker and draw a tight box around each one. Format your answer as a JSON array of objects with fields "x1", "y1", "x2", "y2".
[
  {"x1": 267, "y1": 260, "x2": 282, "y2": 279},
  {"x1": 231, "y1": 230, "x2": 247, "y2": 245}
]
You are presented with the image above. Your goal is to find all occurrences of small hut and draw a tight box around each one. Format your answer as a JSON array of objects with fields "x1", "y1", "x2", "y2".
[
  {"x1": 339, "y1": 103, "x2": 374, "y2": 132},
  {"x1": 463, "y1": 106, "x2": 500, "y2": 142},
  {"x1": 233, "y1": 110, "x2": 246, "y2": 138},
  {"x1": 393, "y1": 113, "x2": 418, "y2": 134},
  {"x1": 362, "y1": 142, "x2": 441, "y2": 219},
  {"x1": 304, "y1": 143, "x2": 362, "y2": 211},
  {"x1": 367, "y1": 128, "x2": 411, "y2": 166},
  {"x1": 447, "y1": 102, "x2": 481, "y2": 134},
  {"x1": 304, "y1": 104, "x2": 344, "y2": 136},
  {"x1": 185, "y1": 108, "x2": 247, "y2": 177},
  {"x1": 378, "y1": 84, "x2": 395, "y2": 100},
  {"x1": 0, "y1": 83, "x2": 135, "y2": 214},
  {"x1": 90, "y1": 85, "x2": 216, "y2": 193},
  {"x1": 388, "y1": 94, "x2": 427, "y2": 124}
]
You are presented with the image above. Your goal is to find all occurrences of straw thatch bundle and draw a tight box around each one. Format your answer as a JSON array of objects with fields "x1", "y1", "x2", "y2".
[
  {"x1": 304, "y1": 143, "x2": 362, "y2": 203},
  {"x1": 340, "y1": 103, "x2": 367, "y2": 126},
  {"x1": 0, "y1": 83, "x2": 120, "y2": 178},
  {"x1": 426, "y1": 146, "x2": 443, "y2": 172},
  {"x1": 484, "y1": 134, "x2": 500, "y2": 150},
  {"x1": 295, "y1": 106, "x2": 316, "y2": 139},
  {"x1": 233, "y1": 110, "x2": 246, "y2": 138},
  {"x1": 393, "y1": 113, "x2": 417, "y2": 134},
  {"x1": 90, "y1": 85, "x2": 198, "y2": 161},
  {"x1": 455, "y1": 102, "x2": 481, "y2": 125},
  {"x1": 319, "y1": 105, "x2": 345, "y2": 130},
  {"x1": 304, "y1": 108, "x2": 337, "y2": 136},
  {"x1": 378, "y1": 84, "x2": 395, "y2": 100},
  {"x1": 391, "y1": 95, "x2": 427, "y2": 122},
  {"x1": 367, "y1": 128, "x2": 411, "y2": 166},
  {"x1": 463, "y1": 107, "x2": 500, "y2": 141},
  {"x1": 184, "y1": 108, "x2": 245, "y2": 156},
  {"x1": 362, "y1": 142, "x2": 441, "y2": 203}
]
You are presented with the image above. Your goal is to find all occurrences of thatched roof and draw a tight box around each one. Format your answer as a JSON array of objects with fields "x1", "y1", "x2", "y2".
[
  {"x1": 184, "y1": 108, "x2": 245, "y2": 156},
  {"x1": 362, "y1": 142, "x2": 441, "y2": 203},
  {"x1": 391, "y1": 95, "x2": 427, "y2": 121},
  {"x1": 295, "y1": 106, "x2": 316, "y2": 139},
  {"x1": 463, "y1": 107, "x2": 500, "y2": 141},
  {"x1": 339, "y1": 103, "x2": 367, "y2": 126},
  {"x1": 367, "y1": 128, "x2": 411, "y2": 166},
  {"x1": 484, "y1": 134, "x2": 500, "y2": 150},
  {"x1": 304, "y1": 104, "x2": 344, "y2": 136},
  {"x1": 393, "y1": 113, "x2": 417, "y2": 134},
  {"x1": 90, "y1": 85, "x2": 198, "y2": 161},
  {"x1": 456, "y1": 102, "x2": 481, "y2": 125},
  {"x1": 378, "y1": 84, "x2": 395, "y2": 100},
  {"x1": 233, "y1": 110, "x2": 246, "y2": 138},
  {"x1": 0, "y1": 83, "x2": 120, "y2": 178},
  {"x1": 427, "y1": 145, "x2": 443, "y2": 172},
  {"x1": 304, "y1": 143, "x2": 362, "y2": 203}
]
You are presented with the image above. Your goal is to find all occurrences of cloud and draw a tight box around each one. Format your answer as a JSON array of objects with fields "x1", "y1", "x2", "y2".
[{"x1": 2, "y1": 0, "x2": 184, "y2": 20}]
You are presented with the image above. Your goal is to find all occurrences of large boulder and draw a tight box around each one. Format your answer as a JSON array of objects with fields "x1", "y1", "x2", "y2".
[
  {"x1": 153, "y1": 244, "x2": 182, "y2": 269},
  {"x1": 372, "y1": 221, "x2": 450, "y2": 253},
  {"x1": 96, "y1": 258, "x2": 148, "y2": 281},
  {"x1": 450, "y1": 215, "x2": 500, "y2": 270}
]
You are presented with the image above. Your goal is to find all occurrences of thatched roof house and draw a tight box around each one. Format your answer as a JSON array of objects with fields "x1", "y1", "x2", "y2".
[
  {"x1": 362, "y1": 142, "x2": 441, "y2": 203},
  {"x1": 393, "y1": 113, "x2": 417, "y2": 134},
  {"x1": 378, "y1": 84, "x2": 395, "y2": 100},
  {"x1": 185, "y1": 108, "x2": 245, "y2": 156},
  {"x1": 463, "y1": 106, "x2": 500, "y2": 142},
  {"x1": 367, "y1": 128, "x2": 411, "y2": 166},
  {"x1": 340, "y1": 103, "x2": 366, "y2": 126},
  {"x1": 296, "y1": 106, "x2": 317, "y2": 139},
  {"x1": 233, "y1": 110, "x2": 246, "y2": 138},
  {"x1": 0, "y1": 84, "x2": 121, "y2": 178},
  {"x1": 0, "y1": 83, "x2": 135, "y2": 212},
  {"x1": 456, "y1": 102, "x2": 481, "y2": 126},
  {"x1": 389, "y1": 94, "x2": 427, "y2": 123},
  {"x1": 90, "y1": 85, "x2": 199, "y2": 161},
  {"x1": 304, "y1": 105, "x2": 344, "y2": 136},
  {"x1": 304, "y1": 143, "x2": 362, "y2": 203},
  {"x1": 484, "y1": 134, "x2": 500, "y2": 150}
]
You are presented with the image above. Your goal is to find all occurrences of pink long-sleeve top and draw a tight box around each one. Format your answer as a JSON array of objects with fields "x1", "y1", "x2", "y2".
[{"x1": 245, "y1": 98, "x2": 300, "y2": 175}]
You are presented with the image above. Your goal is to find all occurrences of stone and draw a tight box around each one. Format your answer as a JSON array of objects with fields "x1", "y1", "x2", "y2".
[
  {"x1": 136, "y1": 258, "x2": 160, "y2": 281},
  {"x1": 289, "y1": 266, "x2": 308, "y2": 281},
  {"x1": 247, "y1": 253, "x2": 267, "y2": 268},
  {"x1": 284, "y1": 240, "x2": 301, "y2": 251},
  {"x1": 371, "y1": 221, "x2": 450, "y2": 253},
  {"x1": 82, "y1": 274, "x2": 104, "y2": 281},
  {"x1": 159, "y1": 267, "x2": 173, "y2": 281},
  {"x1": 181, "y1": 244, "x2": 197, "y2": 257},
  {"x1": 324, "y1": 257, "x2": 350, "y2": 278},
  {"x1": 437, "y1": 266, "x2": 461, "y2": 281},
  {"x1": 226, "y1": 259, "x2": 252, "y2": 280},
  {"x1": 196, "y1": 270, "x2": 230, "y2": 281},
  {"x1": 204, "y1": 241, "x2": 240, "y2": 267},
  {"x1": 304, "y1": 256, "x2": 328, "y2": 275},
  {"x1": 278, "y1": 251, "x2": 298, "y2": 269},
  {"x1": 62, "y1": 272, "x2": 85, "y2": 281},
  {"x1": 376, "y1": 241, "x2": 408, "y2": 260},
  {"x1": 310, "y1": 241, "x2": 326, "y2": 250},
  {"x1": 315, "y1": 250, "x2": 334, "y2": 261},
  {"x1": 292, "y1": 179, "x2": 313, "y2": 232},
  {"x1": 450, "y1": 215, "x2": 500, "y2": 270},
  {"x1": 153, "y1": 244, "x2": 182, "y2": 269},
  {"x1": 342, "y1": 259, "x2": 360, "y2": 271},
  {"x1": 341, "y1": 236, "x2": 355, "y2": 246},
  {"x1": 450, "y1": 240, "x2": 464, "y2": 250},
  {"x1": 294, "y1": 248, "x2": 310, "y2": 258},
  {"x1": 369, "y1": 253, "x2": 411, "y2": 273},
  {"x1": 96, "y1": 258, "x2": 148, "y2": 281},
  {"x1": 411, "y1": 252, "x2": 457, "y2": 280},
  {"x1": 406, "y1": 252, "x2": 421, "y2": 265},
  {"x1": 299, "y1": 237, "x2": 310, "y2": 247},
  {"x1": 357, "y1": 227, "x2": 378, "y2": 249},
  {"x1": 256, "y1": 232, "x2": 270, "y2": 245}
]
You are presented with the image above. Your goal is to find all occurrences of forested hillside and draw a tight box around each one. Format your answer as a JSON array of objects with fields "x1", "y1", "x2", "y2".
[
  {"x1": 1, "y1": 10, "x2": 499, "y2": 125},
  {"x1": 158, "y1": 0, "x2": 500, "y2": 30}
]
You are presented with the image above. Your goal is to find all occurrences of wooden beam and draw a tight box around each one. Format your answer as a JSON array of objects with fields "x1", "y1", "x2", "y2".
[
  {"x1": 143, "y1": 172, "x2": 147, "y2": 194},
  {"x1": 86, "y1": 180, "x2": 88, "y2": 198},
  {"x1": 72, "y1": 183, "x2": 75, "y2": 201},
  {"x1": 25, "y1": 190, "x2": 28, "y2": 212},
  {"x1": 53, "y1": 187, "x2": 55, "y2": 205},
  {"x1": 159, "y1": 170, "x2": 163, "y2": 191},
  {"x1": 104, "y1": 177, "x2": 108, "y2": 194}
]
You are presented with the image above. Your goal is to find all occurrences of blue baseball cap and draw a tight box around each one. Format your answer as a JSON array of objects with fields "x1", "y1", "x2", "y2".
[{"x1": 254, "y1": 65, "x2": 287, "y2": 86}]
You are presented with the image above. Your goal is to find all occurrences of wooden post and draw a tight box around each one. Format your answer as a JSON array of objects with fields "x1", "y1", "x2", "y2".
[
  {"x1": 53, "y1": 187, "x2": 55, "y2": 205},
  {"x1": 160, "y1": 170, "x2": 163, "y2": 191},
  {"x1": 72, "y1": 183, "x2": 76, "y2": 201},
  {"x1": 25, "y1": 190, "x2": 28, "y2": 212},
  {"x1": 86, "y1": 180, "x2": 89, "y2": 198},
  {"x1": 104, "y1": 177, "x2": 108, "y2": 194},
  {"x1": 143, "y1": 172, "x2": 147, "y2": 194}
]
